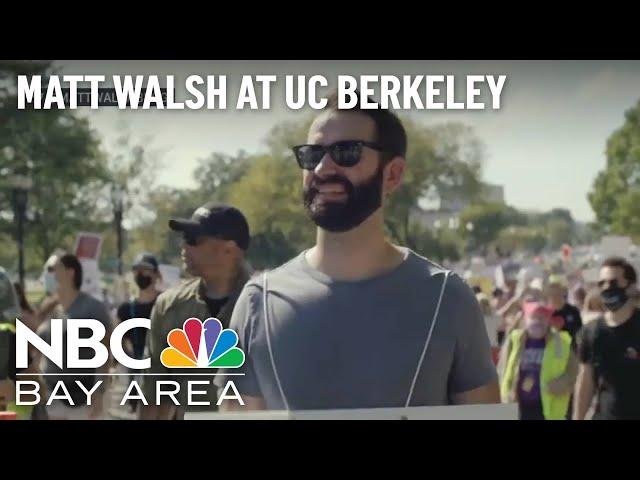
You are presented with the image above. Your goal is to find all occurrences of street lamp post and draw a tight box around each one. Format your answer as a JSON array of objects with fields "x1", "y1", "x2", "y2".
[
  {"x1": 7, "y1": 173, "x2": 33, "y2": 290},
  {"x1": 111, "y1": 185, "x2": 125, "y2": 276}
]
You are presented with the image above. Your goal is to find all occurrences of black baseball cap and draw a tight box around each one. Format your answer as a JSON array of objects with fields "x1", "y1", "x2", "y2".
[
  {"x1": 132, "y1": 252, "x2": 159, "y2": 272},
  {"x1": 169, "y1": 203, "x2": 250, "y2": 251}
]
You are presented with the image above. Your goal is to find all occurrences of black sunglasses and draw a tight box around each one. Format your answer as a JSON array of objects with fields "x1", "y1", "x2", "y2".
[
  {"x1": 182, "y1": 233, "x2": 207, "y2": 247},
  {"x1": 292, "y1": 140, "x2": 386, "y2": 170},
  {"x1": 182, "y1": 232, "x2": 227, "y2": 247}
]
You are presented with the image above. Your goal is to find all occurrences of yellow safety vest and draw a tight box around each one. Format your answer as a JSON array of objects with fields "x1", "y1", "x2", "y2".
[
  {"x1": 1, "y1": 321, "x2": 34, "y2": 420},
  {"x1": 501, "y1": 329, "x2": 572, "y2": 420},
  {"x1": 0, "y1": 322, "x2": 16, "y2": 334}
]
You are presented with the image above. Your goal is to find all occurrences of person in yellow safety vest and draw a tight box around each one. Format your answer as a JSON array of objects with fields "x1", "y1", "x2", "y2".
[
  {"x1": 498, "y1": 300, "x2": 578, "y2": 420},
  {"x1": 0, "y1": 269, "x2": 46, "y2": 420}
]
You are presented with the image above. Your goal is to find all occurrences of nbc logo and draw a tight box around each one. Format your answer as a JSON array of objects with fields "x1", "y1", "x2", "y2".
[{"x1": 161, "y1": 317, "x2": 245, "y2": 368}]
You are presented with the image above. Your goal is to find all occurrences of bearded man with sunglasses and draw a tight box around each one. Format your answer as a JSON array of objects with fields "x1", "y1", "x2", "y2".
[
  {"x1": 139, "y1": 203, "x2": 252, "y2": 420},
  {"x1": 216, "y1": 93, "x2": 500, "y2": 412}
]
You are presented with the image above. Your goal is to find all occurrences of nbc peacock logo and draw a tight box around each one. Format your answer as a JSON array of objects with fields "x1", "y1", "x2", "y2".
[{"x1": 160, "y1": 317, "x2": 245, "y2": 368}]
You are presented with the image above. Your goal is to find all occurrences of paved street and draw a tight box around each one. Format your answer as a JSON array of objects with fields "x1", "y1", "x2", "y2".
[{"x1": 105, "y1": 364, "x2": 138, "y2": 420}]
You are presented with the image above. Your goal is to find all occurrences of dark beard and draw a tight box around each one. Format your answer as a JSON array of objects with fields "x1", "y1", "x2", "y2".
[{"x1": 303, "y1": 165, "x2": 384, "y2": 233}]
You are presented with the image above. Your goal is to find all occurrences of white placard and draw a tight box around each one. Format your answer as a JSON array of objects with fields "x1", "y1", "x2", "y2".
[
  {"x1": 74, "y1": 232, "x2": 103, "y2": 261},
  {"x1": 599, "y1": 235, "x2": 632, "y2": 258},
  {"x1": 79, "y1": 258, "x2": 103, "y2": 301},
  {"x1": 582, "y1": 267, "x2": 600, "y2": 284},
  {"x1": 185, "y1": 403, "x2": 519, "y2": 420},
  {"x1": 158, "y1": 264, "x2": 182, "y2": 291},
  {"x1": 470, "y1": 257, "x2": 486, "y2": 275}
]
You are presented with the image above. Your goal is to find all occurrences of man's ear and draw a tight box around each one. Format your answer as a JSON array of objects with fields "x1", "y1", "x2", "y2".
[{"x1": 383, "y1": 156, "x2": 406, "y2": 196}]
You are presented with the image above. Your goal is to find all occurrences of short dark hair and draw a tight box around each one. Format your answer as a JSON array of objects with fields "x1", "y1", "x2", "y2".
[
  {"x1": 324, "y1": 91, "x2": 407, "y2": 163},
  {"x1": 59, "y1": 253, "x2": 83, "y2": 290},
  {"x1": 601, "y1": 256, "x2": 637, "y2": 285}
]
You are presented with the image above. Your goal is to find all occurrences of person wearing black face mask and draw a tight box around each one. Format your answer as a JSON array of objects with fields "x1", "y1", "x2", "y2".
[
  {"x1": 574, "y1": 257, "x2": 640, "y2": 420},
  {"x1": 116, "y1": 252, "x2": 162, "y2": 412}
]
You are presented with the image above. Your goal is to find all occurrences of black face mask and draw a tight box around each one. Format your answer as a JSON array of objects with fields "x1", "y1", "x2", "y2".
[
  {"x1": 134, "y1": 273, "x2": 153, "y2": 290},
  {"x1": 600, "y1": 286, "x2": 629, "y2": 312},
  {"x1": 303, "y1": 164, "x2": 384, "y2": 233}
]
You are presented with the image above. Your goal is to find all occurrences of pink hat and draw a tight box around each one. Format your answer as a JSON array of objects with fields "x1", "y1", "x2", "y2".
[{"x1": 522, "y1": 301, "x2": 554, "y2": 320}]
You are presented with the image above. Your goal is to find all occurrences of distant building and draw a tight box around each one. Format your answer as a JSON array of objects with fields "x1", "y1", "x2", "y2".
[{"x1": 411, "y1": 182, "x2": 505, "y2": 231}]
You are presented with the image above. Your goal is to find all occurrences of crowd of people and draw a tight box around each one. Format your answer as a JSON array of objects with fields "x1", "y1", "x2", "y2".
[
  {"x1": 473, "y1": 256, "x2": 640, "y2": 420},
  {"x1": 1, "y1": 91, "x2": 638, "y2": 420}
]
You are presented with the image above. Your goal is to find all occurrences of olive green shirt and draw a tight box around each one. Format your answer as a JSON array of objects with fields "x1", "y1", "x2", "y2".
[{"x1": 142, "y1": 264, "x2": 251, "y2": 415}]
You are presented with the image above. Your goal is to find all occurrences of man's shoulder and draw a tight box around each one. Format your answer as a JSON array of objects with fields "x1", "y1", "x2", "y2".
[
  {"x1": 116, "y1": 301, "x2": 130, "y2": 318},
  {"x1": 243, "y1": 253, "x2": 307, "y2": 292},
  {"x1": 155, "y1": 278, "x2": 201, "y2": 311},
  {"x1": 565, "y1": 303, "x2": 581, "y2": 315},
  {"x1": 407, "y1": 249, "x2": 464, "y2": 286},
  {"x1": 578, "y1": 317, "x2": 604, "y2": 341},
  {"x1": 405, "y1": 249, "x2": 449, "y2": 276},
  {"x1": 77, "y1": 291, "x2": 107, "y2": 312}
]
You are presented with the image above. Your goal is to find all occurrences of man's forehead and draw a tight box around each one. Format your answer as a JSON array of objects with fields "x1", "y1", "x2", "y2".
[
  {"x1": 308, "y1": 111, "x2": 376, "y2": 144},
  {"x1": 600, "y1": 266, "x2": 623, "y2": 278}
]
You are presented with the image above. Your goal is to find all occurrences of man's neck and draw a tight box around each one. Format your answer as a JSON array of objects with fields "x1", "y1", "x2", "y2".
[
  {"x1": 201, "y1": 269, "x2": 237, "y2": 299},
  {"x1": 138, "y1": 288, "x2": 160, "y2": 303},
  {"x1": 307, "y1": 211, "x2": 406, "y2": 281},
  {"x1": 58, "y1": 287, "x2": 80, "y2": 312},
  {"x1": 604, "y1": 301, "x2": 636, "y2": 327}
]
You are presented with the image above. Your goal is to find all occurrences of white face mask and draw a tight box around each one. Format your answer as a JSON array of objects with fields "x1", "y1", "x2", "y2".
[
  {"x1": 44, "y1": 271, "x2": 58, "y2": 294},
  {"x1": 526, "y1": 321, "x2": 548, "y2": 339}
]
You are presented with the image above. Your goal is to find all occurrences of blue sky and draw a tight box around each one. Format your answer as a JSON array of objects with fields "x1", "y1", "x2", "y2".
[{"x1": 56, "y1": 60, "x2": 640, "y2": 222}]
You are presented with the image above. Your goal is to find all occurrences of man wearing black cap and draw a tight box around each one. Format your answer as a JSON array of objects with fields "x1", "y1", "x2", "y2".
[
  {"x1": 116, "y1": 252, "x2": 162, "y2": 412},
  {"x1": 139, "y1": 203, "x2": 252, "y2": 420}
]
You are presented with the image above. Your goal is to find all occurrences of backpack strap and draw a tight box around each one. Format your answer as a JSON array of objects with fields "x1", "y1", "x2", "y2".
[
  {"x1": 405, "y1": 270, "x2": 451, "y2": 408},
  {"x1": 263, "y1": 272, "x2": 290, "y2": 410}
]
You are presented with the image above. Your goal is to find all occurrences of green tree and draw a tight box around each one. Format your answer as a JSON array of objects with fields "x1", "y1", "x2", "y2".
[
  {"x1": 0, "y1": 61, "x2": 109, "y2": 266},
  {"x1": 226, "y1": 120, "x2": 314, "y2": 268},
  {"x1": 227, "y1": 153, "x2": 314, "y2": 269},
  {"x1": 387, "y1": 120, "x2": 483, "y2": 248},
  {"x1": 192, "y1": 151, "x2": 253, "y2": 204},
  {"x1": 410, "y1": 223, "x2": 463, "y2": 263},
  {"x1": 122, "y1": 186, "x2": 190, "y2": 268},
  {"x1": 546, "y1": 218, "x2": 573, "y2": 249},
  {"x1": 589, "y1": 98, "x2": 640, "y2": 235},
  {"x1": 610, "y1": 190, "x2": 640, "y2": 243},
  {"x1": 94, "y1": 128, "x2": 167, "y2": 270},
  {"x1": 458, "y1": 202, "x2": 525, "y2": 252},
  {"x1": 494, "y1": 226, "x2": 547, "y2": 255}
]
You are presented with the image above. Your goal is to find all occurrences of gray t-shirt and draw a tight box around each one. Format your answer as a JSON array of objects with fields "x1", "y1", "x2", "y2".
[
  {"x1": 215, "y1": 249, "x2": 497, "y2": 410},
  {"x1": 38, "y1": 291, "x2": 112, "y2": 403}
]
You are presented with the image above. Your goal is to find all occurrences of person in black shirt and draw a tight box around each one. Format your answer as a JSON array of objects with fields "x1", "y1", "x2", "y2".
[
  {"x1": 117, "y1": 252, "x2": 162, "y2": 412},
  {"x1": 574, "y1": 257, "x2": 640, "y2": 420},
  {"x1": 546, "y1": 275, "x2": 583, "y2": 343},
  {"x1": 117, "y1": 253, "x2": 163, "y2": 360}
]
